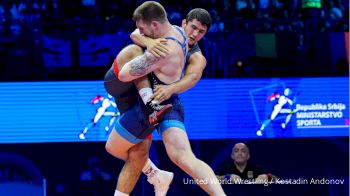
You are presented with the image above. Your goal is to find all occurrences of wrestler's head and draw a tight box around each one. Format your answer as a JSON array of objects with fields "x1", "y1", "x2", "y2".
[
  {"x1": 182, "y1": 8, "x2": 212, "y2": 46},
  {"x1": 133, "y1": 1, "x2": 167, "y2": 39}
]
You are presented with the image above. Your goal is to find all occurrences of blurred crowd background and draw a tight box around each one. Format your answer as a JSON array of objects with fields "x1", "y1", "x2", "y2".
[{"x1": 0, "y1": 0, "x2": 348, "y2": 81}]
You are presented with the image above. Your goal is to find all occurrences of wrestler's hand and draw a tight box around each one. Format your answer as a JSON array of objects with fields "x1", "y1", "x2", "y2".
[
  {"x1": 151, "y1": 84, "x2": 174, "y2": 103},
  {"x1": 145, "y1": 38, "x2": 169, "y2": 59}
]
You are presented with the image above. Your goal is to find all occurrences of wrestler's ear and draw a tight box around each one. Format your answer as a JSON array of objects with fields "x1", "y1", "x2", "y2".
[
  {"x1": 182, "y1": 19, "x2": 187, "y2": 28},
  {"x1": 151, "y1": 21, "x2": 159, "y2": 28}
]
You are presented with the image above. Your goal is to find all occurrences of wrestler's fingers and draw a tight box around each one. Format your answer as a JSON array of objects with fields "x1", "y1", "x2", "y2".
[
  {"x1": 150, "y1": 91, "x2": 159, "y2": 100},
  {"x1": 158, "y1": 48, "x2": 169, "y2": 56},
  {"x1": 152, "y1": 95, "x2": 161, "y2": 103},
  {"x1": 152, "y1": 92, "x2": 161, "y2": 100},
  {"x1": 154, "y1": 46, "x2": 169, "y2": 57},
  {"x1": 152, "y1": 47, "x2": 167, "y2": 58},
  {"x1": 150, "y1": 50, "x2": 161, "y2": 58},
  {"x1": 153, "y1": 85, "x2": 161, "y2": 92},
  {"x1": 154, "y1": 91, "x2": 164, "y2": 100},
  {"x1": 159, "y1": 38, "x2": 168, "y2": 44},
  {"x1": 157, "y1": 43, "x2": 169, "y2": 51},
  {"x1": 158, "y1": 51, "x2": 168, "y2": 58},
  {"x1": 155, "y1": 48, "x2": 169, "y2": 59}
]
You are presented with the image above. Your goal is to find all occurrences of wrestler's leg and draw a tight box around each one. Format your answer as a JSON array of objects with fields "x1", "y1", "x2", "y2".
[
  {"x1": 135, "y1": 77, "x2": 173, "y2": 126},
  {"x1": 106, "y1": 126, "x2": 149, "y2": 195},
  {"x1": 105, "y1": 125, "x2": 139, "y2": 195},
  {"x1": 162, "y1": 127, "x2": 226, "y2": 196},
  {"x1": 141, "y1": 135, "x2": 174, "y2": 196},
  {"x1": 106, "y1": 44, "x2": 173, "y2": 194},
  {"x1": 105, "y1": 128, "x2": 135, "y2": 161},
  {"x1": 107, "y1": 131, "x2": 173, "y2": 195},
  {"x1": 116, "y1": 45, "x2": 144, "y2": 70},
  {"x1": 119, "y1": 44, "x2": 172, "y2": 125},
  {"x1": 116, "y1": 139, "x2": 151, "y2": 193},
  {"x1": 104, "y1": 44, "x2": 144, "y2": 98}
]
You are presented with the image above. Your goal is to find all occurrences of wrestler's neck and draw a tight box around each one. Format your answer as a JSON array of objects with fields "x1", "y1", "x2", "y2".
[{"x1": 158, "y1": 22, "x2": 173, "y2": 37}]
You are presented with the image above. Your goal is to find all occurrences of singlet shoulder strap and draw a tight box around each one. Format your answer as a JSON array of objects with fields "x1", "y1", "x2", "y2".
[{"x1": 164, "y1": 25, "x2": 187, "y2": 58}]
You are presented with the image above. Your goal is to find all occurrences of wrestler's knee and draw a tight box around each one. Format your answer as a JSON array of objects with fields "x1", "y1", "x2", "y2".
[
  {"x1": 127, "y1": 44, "x2": 144, "y2": 55},
  {"x1": 168, "y1": 149, "x2": 194, "y2": 167},
  {"x1": 105, "y1": 139, "x2": 126, "y2": 161},
  {"x1": 105, "y1": 140, "x2": 115, "y2": 156},
  {"x1": 128, "y1": 141, "x2": 150, "y2": 163},
  {"x1": 117, "y1": 44, "x2": 144, "y2": 63},
  {"x1": 129, "y1": 149, "x2": 148, "y2": 163}
]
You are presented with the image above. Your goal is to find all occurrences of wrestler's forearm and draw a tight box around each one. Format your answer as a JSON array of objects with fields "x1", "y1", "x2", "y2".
[
  {"x1": 170, "y1": 72, "x2": 200, "y2": 94},
  {"x1": 130, "y1": 29, "x2": 151, "y2": 48},
  {"x1": 171, "y1": 54, "x2": 206, "y2": 94},
  {"x1": 118, "y1": 52, "x2": 160, "y2": 82}
]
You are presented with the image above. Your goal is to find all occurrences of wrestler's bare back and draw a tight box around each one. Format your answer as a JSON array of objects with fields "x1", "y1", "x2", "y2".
[{"x1": 117, "y1": 26, "x2": 186, "y2": 84}]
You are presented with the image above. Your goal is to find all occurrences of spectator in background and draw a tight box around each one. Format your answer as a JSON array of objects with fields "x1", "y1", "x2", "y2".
[
  {"x1": 0, "y1": 2, "x2": 7, "y2": 34},
  {"x1": 328, "y1": 0, "x2": 343, "y2": 19},
  {"x1": 323, "y1": 0, "x2": 344, "y2": 31},
  {"x1": 80, "y1": 0, "x2": 100, "y2": 21},
  {"x1": 256, "y1": 0, "x2": 270, "y2": 20},
  {"x1": 79, "y1": 156, "x2": 113, "y2": 196},
  {"x1": 257, "y1": 0, "x2": 269, "y2": 11},
  {"x1": 9, "y1": 0, "x2": 26, "y2": 35},
  {"x1": 80, "y1": 156, "x2": 111, "y2": 181},
  {"x1": 282, "y1": 0, "x2": 299, "y2": 18},
  {"x1": 301, "y1": 0, "x2": 322, "y2": 31},
  {"x1": 236, "y1": 0, "x2": 256, "y2": 19},
  {"x1": 270, "y1": 0, "x2": 285, "y2": 19},
  {"x1": 9, "y1": 0, "x2": 26, "y2": 21},
  {"x1": 236, "y1": 0, "x2": 248, "y2": 14},
  {"x1": 216, "y1": 143, "x2": 274, "y2": 183},
  {"x1": 220, "y1": 0, "x2": 234, "y2": 20},
  {"x1": 301, "y1": 0, "x2": 322, "y2": 19},
  {"x1": 167, "y1": 4, "x2": 182, "y2": 24},
  {"x1": 208, "y1": 9, "x2": 224, "y2": 33},
  {"x1": 44, "y1": 0, "x2": 62, "y2": 22}
]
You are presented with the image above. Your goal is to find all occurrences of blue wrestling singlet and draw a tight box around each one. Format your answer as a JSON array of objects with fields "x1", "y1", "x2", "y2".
[
  {"x1": 103, "y1": 67, "x2": 138, "y2": 114},
  {"x1": 149, "y1": 25, "x2": 188, "y2": 134},
  {"x1": 104, "y1": 66, "x2": 154, "y2": 143},
  {"x1": 149, "y1": 72, "x2": 186, "y2": 134},
  {"x1": 186, "y1": 43, "x2": 201, "y2": 63},
  {"x1": 104, "y1": 25, "x2": 187, "y2": 143}
]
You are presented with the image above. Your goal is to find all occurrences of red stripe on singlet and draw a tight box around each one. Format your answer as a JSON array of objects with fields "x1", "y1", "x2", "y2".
[
  {"x1": 146, "y1": 134, "x2": 153, "y2": 140},
  {"x1": 113, "y1": 58, "x2": 119, "y2": 77}
]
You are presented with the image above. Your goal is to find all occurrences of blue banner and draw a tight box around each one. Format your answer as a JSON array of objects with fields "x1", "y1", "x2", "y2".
[{"x1": 0, "y1": 77, "x2": 348, "y2": 143}]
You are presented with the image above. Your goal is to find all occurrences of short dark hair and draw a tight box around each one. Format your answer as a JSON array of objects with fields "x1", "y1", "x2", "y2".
[
  {"x1": 186, "y1": 8, "x2": 212, "y2": 31},
  {"x1": 132, "y1": 1, "x2": 167, "y2": 24}
]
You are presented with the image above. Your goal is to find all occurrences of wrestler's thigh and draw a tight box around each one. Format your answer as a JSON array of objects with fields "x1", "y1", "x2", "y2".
[{"x1": 106, "y1": 128, "x2": 136, "y2": 161}]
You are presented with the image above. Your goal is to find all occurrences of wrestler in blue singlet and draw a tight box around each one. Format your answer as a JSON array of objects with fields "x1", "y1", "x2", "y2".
[
  {"x1": 186, "y1": 43, "x2": 201, "y2": 63},
  {"x1": 104, "y1": 25, "x2": 188, "y2": 143}
]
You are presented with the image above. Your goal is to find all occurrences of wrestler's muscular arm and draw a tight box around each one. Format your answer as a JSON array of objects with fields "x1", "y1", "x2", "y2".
[
  {"x1": 118, "y1": 51, "x2": 162, "y2": 82},
  {"x1": 118, "y1": 29, "x2": 173, "y2": 82}
]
